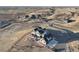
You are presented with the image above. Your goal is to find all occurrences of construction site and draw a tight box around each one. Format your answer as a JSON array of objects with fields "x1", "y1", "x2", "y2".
[{"x1": 0, "y1": 7, "x2": 79, "y2": 52}]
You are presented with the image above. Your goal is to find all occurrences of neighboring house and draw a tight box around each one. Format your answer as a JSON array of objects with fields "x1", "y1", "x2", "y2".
[
  {"x1": 16, "y1": 13, "x2": 26, "y2": 19},
  {"x1": 63, "y1": 18, "x2": 75, "y2": 23},
  {"x1": 15, "y1": 13, "x2": 30, "y2": 21},
  {"x1": 29, "y1": 13, "x2": 42, "y2": 19}
]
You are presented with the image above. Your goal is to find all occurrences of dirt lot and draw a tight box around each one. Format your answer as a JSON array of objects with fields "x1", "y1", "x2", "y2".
[{"x1": 0, "y1": 23, "x2": 33, "y2": 51}]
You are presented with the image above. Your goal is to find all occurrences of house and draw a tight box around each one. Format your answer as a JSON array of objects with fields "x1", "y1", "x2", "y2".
[
  {"x1": 29, "y1": 13, "x2": 42, "y2": 19},
  {"x1": 32, "y1": 27, "x2": 75, "y2": 51},
  {"x1": 32, "y1": 27, "x2": 58, "y2": 48},
  {"x1": 15, "y1": 13, "x2": 30, "y2": 21},
  {"x1": 16, "y1": 13, "x2": 26, "y2": 19}
]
